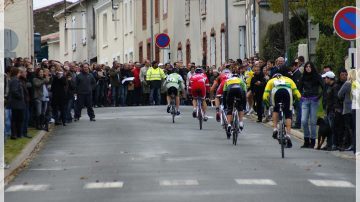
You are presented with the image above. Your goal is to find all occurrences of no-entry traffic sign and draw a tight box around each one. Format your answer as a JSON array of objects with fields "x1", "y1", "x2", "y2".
[
  {"x1": 156, "y1": 33, "x2": 170, "y2": 48},
  {"x1": 333, "y1": 6, "x2": 360, "y2": 40}
]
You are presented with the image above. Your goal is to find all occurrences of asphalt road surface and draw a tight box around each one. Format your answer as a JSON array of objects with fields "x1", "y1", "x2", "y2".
[{"x1": 5, "y1": 106, "x2": 355, "y2": 202}]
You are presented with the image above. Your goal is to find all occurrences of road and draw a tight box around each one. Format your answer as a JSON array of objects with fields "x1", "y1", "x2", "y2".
[{"x1": 5, "y1": 106, "x2": 355, "y2": 202}]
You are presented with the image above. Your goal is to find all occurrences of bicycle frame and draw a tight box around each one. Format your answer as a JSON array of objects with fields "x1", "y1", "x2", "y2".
[
  {"x1": 170, "y1": 94, "x2": 176, "y2": 123},
  {"x1": 231, "y1": 99, "x2": 240, "y2": 145},
  {"x1": 278, "y1": 103, "x2": 286, "y2": 158},
  {"x1": 197, "y1": 97, "x2": 204, "y2": 130}
]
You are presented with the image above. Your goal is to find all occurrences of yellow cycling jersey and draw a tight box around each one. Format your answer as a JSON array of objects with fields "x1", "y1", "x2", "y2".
[
  {"x1": 263, "y1": 76, "x2": 301, "y2": 105},
  {"x1": 223, "y1": 77, "x2": 247, "y2": 92},
  {"x1": 244, "y1": 69, "x2": 254, "y2": 89}
]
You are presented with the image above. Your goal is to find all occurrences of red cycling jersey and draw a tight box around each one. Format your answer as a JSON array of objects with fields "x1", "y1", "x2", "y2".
[
  {"x1": 216, "y1": 72, "x2": 232, "y2": 96},
  {"x1": 190, "y1": 73, "x2": 209, "y2": 98}
]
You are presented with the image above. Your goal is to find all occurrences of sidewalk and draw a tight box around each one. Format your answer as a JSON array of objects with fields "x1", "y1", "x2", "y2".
[
  {"x1": 3, "y1": 126, "x2": 53, "y2": 184},
  {"x1": 247, "y1": 114, "x2": 355, "y2": 160}
]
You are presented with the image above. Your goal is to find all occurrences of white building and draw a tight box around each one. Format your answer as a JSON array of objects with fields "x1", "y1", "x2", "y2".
[
  {"x1": 54, "y1": 0, "x2": 98, "y2": 63},
  {"x1": 94, "y1": 0, "x2": 136, "y2": 65},
  {"x1": 4, "y1": 0, "x2": 34, "y2": 58}
]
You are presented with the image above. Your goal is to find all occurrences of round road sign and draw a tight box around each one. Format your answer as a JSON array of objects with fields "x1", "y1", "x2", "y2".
[
  {"x1": 156, "y1": 33, "x2": 170, "y2": 48},
  {"x1": 333, "y1": 6, "x2": 360, "y2": 40}
]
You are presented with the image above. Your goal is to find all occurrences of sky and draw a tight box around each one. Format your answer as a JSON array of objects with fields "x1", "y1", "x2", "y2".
[{"x1": 33, "y1": 0, "x2": 78, "y2": 10}]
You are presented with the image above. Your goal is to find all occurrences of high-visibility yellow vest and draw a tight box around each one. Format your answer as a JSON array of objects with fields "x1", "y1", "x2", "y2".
[{"x1": 146, "y1": 67, "x2": 166, "y2": 81}]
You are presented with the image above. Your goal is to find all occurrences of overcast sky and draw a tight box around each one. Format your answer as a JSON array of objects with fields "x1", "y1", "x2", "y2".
[{"x1": 33, "y1": 0, "x2": 78, "y2": 9}]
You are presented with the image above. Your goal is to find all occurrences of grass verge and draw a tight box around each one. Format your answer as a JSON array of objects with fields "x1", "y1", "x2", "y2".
[{"x1": 5, "y1": 128, "x2": 39, "y2": 164}]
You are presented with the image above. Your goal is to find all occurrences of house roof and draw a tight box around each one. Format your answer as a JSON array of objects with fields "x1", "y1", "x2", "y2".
[
  {"x1": 41, "y1": 32, "x2": 60, "y2": 43},
  {"x1": 53, "y1": 0, "x2": 86, "y2": 19}
]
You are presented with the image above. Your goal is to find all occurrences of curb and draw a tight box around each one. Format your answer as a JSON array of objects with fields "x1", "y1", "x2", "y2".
[
  {"x1": 246, "y1": 114, "x2": 355, "y2": 160},
  {"x1": 4, "y1": 126, "x2": 53, "y2": 185}
]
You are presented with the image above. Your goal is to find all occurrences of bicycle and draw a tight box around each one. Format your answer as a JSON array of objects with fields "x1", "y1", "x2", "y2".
[
  {"x1": 278, "y1": 103, "x2": 286, "y2": 158},
  {"x1": 230, "y1": 98, "x2": 241, "y2": 145},
  {"x1": 220, "y1": 104, "x2": 230, "y2": 138},
  {"x1": 169, "y1": 93, "x2": 176, "y2": 123},
  {"x1": 196, "y1": 97, "x2": 204, "y2": 130}
]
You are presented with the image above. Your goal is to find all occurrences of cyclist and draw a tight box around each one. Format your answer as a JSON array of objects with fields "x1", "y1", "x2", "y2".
[
  {"x1": 210, "y1": 65, "x2": 232, "y2": 122},
  {"x1": 190, "y1": 67, "x2": 210, "y2": 121},
  {"x1": 165, "y1": 67, "x2": 185, "y2": 115},
  {"x1": 223, "y1": 73, "x2": 247, "y2": 138},
  {"x1": 263, "y1": 73, "x2": 301, "y2": 148}
]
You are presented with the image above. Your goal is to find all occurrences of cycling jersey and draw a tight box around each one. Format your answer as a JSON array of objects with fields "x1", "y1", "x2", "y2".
[
  {"x1": 165, "y1": 73, "x2": 185, "y2": 91},
  {"x1": 223, "y1": 77, "x2": 247, "y2": 92},
  {"x1": 223, "y1": 77, "x2": 247, "y2": 115},
  {"x1": 263, "y1": 76, "x2": 301, "y2": 118},
  {"x1": 190, "y1": 73, "x2": 209, "y2": 98},
  {"x1": 215, "y1": 72, "x2": 232, "y2": 96}
]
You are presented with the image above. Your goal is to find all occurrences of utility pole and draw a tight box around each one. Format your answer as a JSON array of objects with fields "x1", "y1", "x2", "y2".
[
  {"x1": 283, "y1": 0, "x2": 290, "y2": 63},
  {"x1": 150, "y1": 0, "x2": 154, "y2": 62},
  {"x1": 225, "y1": 0, "x2": 229, "y2": 62},
  {"x1": 252, "y1": 0, "x2": 256, "y2": 56}
]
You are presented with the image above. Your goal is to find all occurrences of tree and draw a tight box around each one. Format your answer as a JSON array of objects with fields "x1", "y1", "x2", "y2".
[{"x1": 269, "y1": 0, "x2": 356, "y2": 27}]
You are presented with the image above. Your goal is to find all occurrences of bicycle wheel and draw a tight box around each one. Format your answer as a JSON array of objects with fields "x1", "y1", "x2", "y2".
[
  {"x1": 280, "y1": 118, "x2": 285, "y2": 158},
  {"x1": 172, "y1": 106, "x2": 175, "y2": 123},
  {"x1": 198, "y1": 109, "x2": 203, "y2": 130},
  {"x1": 232, "y1": 114, "x2": 238, "y2": 145}
]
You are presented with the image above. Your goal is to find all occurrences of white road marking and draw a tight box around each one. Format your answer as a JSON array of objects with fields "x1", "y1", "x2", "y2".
[
  {"x1": 160, "y1": 179, "x2": 199, "y2": 186},
  {"x1": 6, "y1": 184, "x2": 50, "y2": 192},
  {"x1": 84, "y1": 182, "x2": 124, "y2": 189},
  {"x1": 235, "y1": 179, "x2": 277, "y2": 185},
  {"x1": 308, "y1": 179, "x2": 355, "y2": 188}
]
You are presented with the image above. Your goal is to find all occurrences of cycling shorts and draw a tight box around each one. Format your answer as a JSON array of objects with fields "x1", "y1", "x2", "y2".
[
  {"x1": 167, "y1": 86, "x2": 179, "y2": 96},
  {"x1": 273, "y1": 88, "x2": 292, "y2": 119},
  {"x1": 226, "y1": 86, "x2": 246, "y2": 115},
  {"x1": 191, "y1": 85, "x2": 206, "y2": 99}
]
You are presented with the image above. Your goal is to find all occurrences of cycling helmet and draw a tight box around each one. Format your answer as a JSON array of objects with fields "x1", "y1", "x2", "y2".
[
  {"x1": 272, "y1": 73, "x2": 282, "y2": 78},
  {"x1": 222, "y1": 68, "x2": 231, "y2": 74},
  {"x1": 232, "y1": 73, "x2": 240, "y2": 78},
  {"x1": 195, "y1": 67, "x2": 203, "y2": 74}
]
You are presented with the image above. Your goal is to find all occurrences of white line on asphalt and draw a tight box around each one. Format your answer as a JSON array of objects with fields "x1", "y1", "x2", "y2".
[
  {"x1": 308, "y1": 179, "x2": 355, "y2": 188},
  {"x1": 6, "y1": 184, "x2": 50, "y2": 192},
  {"x1": 235, "y1": 179, "x2": 277, "y2": 185},
  {"x1": 160, "y1": 179, "x2": 199, "y2": 186},
  {"x1": 83, "y1": 182, "x2": 124, "y2": 189}
]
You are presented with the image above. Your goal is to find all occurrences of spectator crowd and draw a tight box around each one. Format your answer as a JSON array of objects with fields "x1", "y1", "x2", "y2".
[{"x1": 4, "y1": 56, "x2": 358, "y2": 154}]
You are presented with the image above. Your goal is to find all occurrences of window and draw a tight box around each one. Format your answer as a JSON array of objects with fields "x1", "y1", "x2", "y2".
[
  {"x1": 64, "y1": 20, "x2": 68, "y2": 53},
  {"x1": 155, "y1": 45, "x2": 160, "y2": 62},
  {"x1": 71, "y1": 16, "x2": 77, "y2": 51},
  {"x1": 125, "y1": 3, "x2": 128, "y2": 33},
  {"x1": 147, "y1": 42, "x2": 151, "y2": 60},
  {"x1": 139, "y1": 42, "x2": 143, "y2": 63},
  {"x1": 163, "y1": 48, "x2": 170, "y2": 63},
  {"x1": 186, "y1": 40, "x2": 191, "y2": 67},
  {"x1": 177, "y1": 49, "x2": 183, "y2": 61},
  {"x1": 142, "y1": 0, "x2": 147, "y2": 30},
  {"x1": 185, "y1": 0, "x2": 190, "y2": 24},
  {"x1": 200, "y1": 0, "x2": 206, "y2": 17},
  {"x1": 163, "y1": 0, "x2": 168, "y2": 18},
  {"x1": 114, "y1": 9, "x2": 118, "y2": 39},
  {"x1": 239, "y1": 26, "x2": 246, "y2": 59},
  {"x1": 155, "y1": 0, "x2": 159, "y2": 23},
  {"x1": 129, "y1": 0, "x2": 133, "y2": 31},
  {"x1": 210, "y1": 35, "x2": 216, "y2": 66},
  {"x1": 103, "y1": 13, "x2": 108, "y2": 45},
  {"x1": 129, "y1": 52, "x2": 134, "y2": 62},
  {"x1": 221, "y1": 31, "x2": 225, "y2": 65},
  {"x1": 202, "y1": 34, "x2": 207, "y2": 65},
  {"x1": 81, "y1": 12, "x2": 87, "y2": 45}
]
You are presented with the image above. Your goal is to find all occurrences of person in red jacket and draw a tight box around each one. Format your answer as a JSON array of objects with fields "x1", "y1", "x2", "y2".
[
  {"x1": 190, "y1": 67, "x2": 210, "y2": 121},
  {"x1": 131, "y1": 62, "x2": 142, "y2": 106}
]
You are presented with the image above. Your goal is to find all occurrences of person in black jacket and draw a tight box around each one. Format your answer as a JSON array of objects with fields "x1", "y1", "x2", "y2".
[
  {"x1": 19, "y1": 67, "x2": 32, "y2": 138},
  {"x1": 290, "y1": 61, "x2": 302, "y2": 129},
  {"x1": 322, "y1": 71, "x2": 339, "y2": 151},
  {"x1": 298, "y1": 62, "x2": 324, "y2": 149},
  {"x1": 66, "y1": 72, "x2": 76, "y2": 123},
  {"x1": 51, "y1": 66, "x2": 68, "y2": 126},
  {"x1": 250, "y1": 64, "x2": 266, "y2": 122},
  {"x1": 74, "y1": 63, "x2": 96, "y2": 121},
  {"x1": 8, "y1": 67, "x2": 26, "y2": 139}
]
